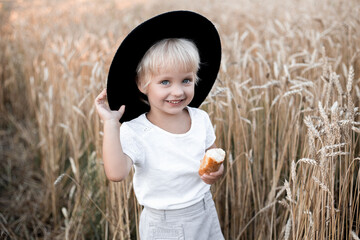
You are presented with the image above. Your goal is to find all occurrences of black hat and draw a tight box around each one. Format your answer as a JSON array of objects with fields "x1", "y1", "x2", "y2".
[{"x1": 107, "y1": 10, "x2": 221, "y2": 123}]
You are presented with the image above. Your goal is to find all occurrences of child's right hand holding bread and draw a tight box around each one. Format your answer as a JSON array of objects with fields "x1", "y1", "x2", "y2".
[
  {"x1": 199, "y1": 148, "x2": 225, "y2": 185},
  {"x1": 200, "y1": 163, "x2": 224, "y2": 185}
]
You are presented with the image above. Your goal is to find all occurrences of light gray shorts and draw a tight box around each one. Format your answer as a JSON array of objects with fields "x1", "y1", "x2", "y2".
[{"x1": 139, "y1": 191, "x2": 224, "y2": 240}]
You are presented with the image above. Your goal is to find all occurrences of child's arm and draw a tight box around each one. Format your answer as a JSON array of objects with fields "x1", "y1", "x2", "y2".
[
  {"x1": 95, "y1": 89, "x2": 133, "y2": 182},
  {"x1": 200, "y1": 144, "x2": 224, "y2": 185}
]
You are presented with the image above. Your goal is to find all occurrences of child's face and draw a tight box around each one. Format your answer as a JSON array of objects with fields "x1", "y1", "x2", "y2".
[{"x1": 139, "y1": 68, "x2": 195, "y2": 116}]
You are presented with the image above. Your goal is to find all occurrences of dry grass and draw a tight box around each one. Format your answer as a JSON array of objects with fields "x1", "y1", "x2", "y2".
[{"x1": 1, "y1": 0, "x2": 359, "y2": 239}]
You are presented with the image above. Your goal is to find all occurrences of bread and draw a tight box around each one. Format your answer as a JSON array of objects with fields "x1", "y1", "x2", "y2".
[{"x1": 199, "y1": 148, "x2": 226, "y2": 175}]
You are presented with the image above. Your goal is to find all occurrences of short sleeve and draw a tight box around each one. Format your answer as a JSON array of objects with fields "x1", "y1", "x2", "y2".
[
  {"x1": 120, "y1": 123, "x2": 144, "y2": 165},
  {"x1": 202, "y1": 111, "x2": 216, "y2": 149}
]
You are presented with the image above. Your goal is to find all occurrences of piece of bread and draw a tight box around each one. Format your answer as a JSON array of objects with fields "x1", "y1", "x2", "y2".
[{"x1": 199, "y1": 148, "x2": 226, "y2": 175}]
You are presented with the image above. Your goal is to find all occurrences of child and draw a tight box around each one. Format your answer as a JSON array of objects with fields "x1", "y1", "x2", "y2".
[{"x1": 95, "y1": 11, "x2": 224, "y2": 239}]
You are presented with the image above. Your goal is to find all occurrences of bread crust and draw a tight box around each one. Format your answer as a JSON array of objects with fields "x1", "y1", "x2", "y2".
[{"x1": 198, "y1": 149, "x2": 225, "y2": 175}]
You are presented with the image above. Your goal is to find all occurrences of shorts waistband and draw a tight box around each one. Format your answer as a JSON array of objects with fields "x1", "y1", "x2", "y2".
[{"x1": 144, "y1": 191, "x2": 213, "y2": 220}]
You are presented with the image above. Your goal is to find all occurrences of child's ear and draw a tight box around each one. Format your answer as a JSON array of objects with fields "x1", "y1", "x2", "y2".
[{"x1": 137, "y1": 81, "x2": 147, "y2": 95}]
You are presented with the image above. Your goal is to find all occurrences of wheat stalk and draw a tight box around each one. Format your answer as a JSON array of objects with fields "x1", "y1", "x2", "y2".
[
  {"x1": 2, "y1": 0, "x2": 359, "y2": 239},
  {"x1": 297, "y1": 158, "x2": 318, "y2": 166},
  {"x1": 284, "y1": 217, "x2": 292, "y2": 240},
  {"x1": 312, "y1": 176, "x2": 333, "y2": 198}
]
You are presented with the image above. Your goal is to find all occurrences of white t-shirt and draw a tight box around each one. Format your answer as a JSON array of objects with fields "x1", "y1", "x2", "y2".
[{"x1": 120, "y1": 107, "x2": 216, "y2": 210}]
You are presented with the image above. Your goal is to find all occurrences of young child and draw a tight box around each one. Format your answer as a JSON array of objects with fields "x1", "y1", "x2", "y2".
[{"x1": 95, "y1": 11, "x2": 224, "y2": 239}]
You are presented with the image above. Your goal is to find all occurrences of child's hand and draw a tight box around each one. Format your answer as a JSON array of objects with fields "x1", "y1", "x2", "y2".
[
  {"x1": 200, "y1": 164, "x2": 224, "y2": 185},
  {"x1": 95, "y1": 89, "x2": 125, "y2": 122}
]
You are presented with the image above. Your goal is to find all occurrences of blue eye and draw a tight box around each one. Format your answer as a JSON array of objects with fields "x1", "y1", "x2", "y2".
[
  {"x1": 183, "y1": 79, "x2": 191, "y2": 84},
  {"x1": 160, "y1": 80, "x2": 170, "y2": 85}
]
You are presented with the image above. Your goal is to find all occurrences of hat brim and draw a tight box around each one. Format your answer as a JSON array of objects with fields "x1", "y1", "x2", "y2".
[{"x1": 107, "y1": 10, "x2": 221, "y2": 123}]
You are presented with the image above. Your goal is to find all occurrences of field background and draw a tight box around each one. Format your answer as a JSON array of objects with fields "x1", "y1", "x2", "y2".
[{"x1": 1, "y1": 0, "x2": 359, "y2": 239}]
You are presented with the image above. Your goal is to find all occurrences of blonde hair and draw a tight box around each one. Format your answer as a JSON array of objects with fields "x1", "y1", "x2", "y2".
[{"x1": 136, "y1": 38, "x2": 200, "y2": 90}]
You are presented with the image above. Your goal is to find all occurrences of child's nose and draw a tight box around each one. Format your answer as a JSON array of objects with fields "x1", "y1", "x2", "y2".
[{"x1": 171, "y1": 85, "x2": 184, "y2": 96}]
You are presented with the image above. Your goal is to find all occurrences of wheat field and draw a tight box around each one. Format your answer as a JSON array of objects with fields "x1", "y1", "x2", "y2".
[{"x1": 0, "y1": 0, "x2": 359, "y2": 239}]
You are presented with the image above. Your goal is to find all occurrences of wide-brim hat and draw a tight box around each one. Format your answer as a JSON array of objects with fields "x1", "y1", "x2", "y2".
[{"x1": 107, "y1": 10, "x2": 221, "y2": 123}]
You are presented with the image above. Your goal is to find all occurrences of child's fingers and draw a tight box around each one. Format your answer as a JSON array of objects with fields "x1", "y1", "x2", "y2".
[
  {"x1": 200, "y1": 164, "x2": 224, "y2": 185},
  {"x1": 200, "y1": 174, "x2": 215, "y2": 184},
  {"x1": 202, "y1": 174, "x2": 216, "y2": 180},
  {"x1": 118, "y1": 105, "x2": 126, "y2": 118},
  {"x1": 97, "y1": 88, "x2": 106, "y2": 98},
  {"x1": 201, "y1": 174, "x2": 215, "y2": 181},
  {"x1": 200, "y1": 175, "x2": 209, "y2": 183},
  {"x1": 95, "y1": 89, "x2": 107, "y2": 103},
  {"x1": 209, "y1": 164, "x2": 224, "y2": 176}
]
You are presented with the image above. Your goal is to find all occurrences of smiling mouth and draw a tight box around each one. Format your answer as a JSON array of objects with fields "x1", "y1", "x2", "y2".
[{"x1": 166, "y1": 100, "x2": 183, "y2": 104}]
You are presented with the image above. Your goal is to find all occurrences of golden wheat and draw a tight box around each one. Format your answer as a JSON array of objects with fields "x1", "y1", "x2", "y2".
[{"x1": 1, "y1": 0, "x2": 359, "y2": 239}]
